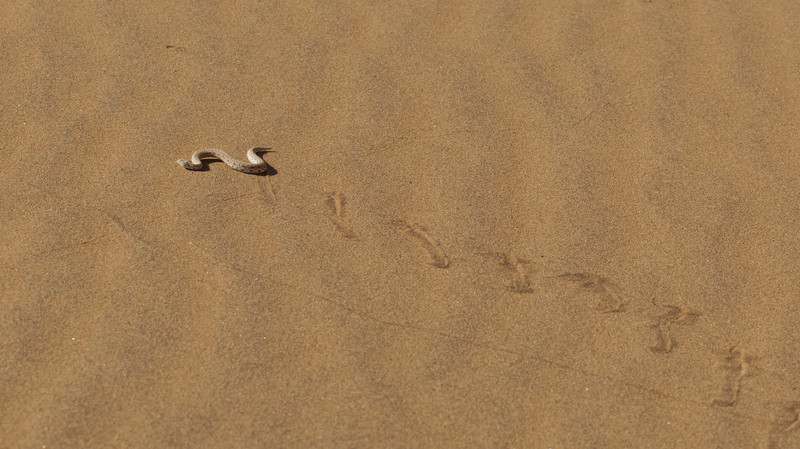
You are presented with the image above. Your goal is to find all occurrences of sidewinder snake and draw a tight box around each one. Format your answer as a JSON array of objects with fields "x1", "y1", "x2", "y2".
[{"x1": 177, "y1": 148, "x2": 269, "y2": 174}]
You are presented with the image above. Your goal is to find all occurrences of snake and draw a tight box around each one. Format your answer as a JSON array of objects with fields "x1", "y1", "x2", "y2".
[{"x1": 177, "y1": 148, "x2": 269, "y2": 174}]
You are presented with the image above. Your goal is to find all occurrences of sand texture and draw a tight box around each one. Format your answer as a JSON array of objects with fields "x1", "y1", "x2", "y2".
[{"x1": 2, "y1": 1, "x2": 800, "y2": 447}]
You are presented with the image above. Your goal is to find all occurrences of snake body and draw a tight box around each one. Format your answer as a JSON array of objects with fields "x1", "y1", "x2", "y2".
[{"x1": 177, "y1": 148, "x2": 268, "y2": 174}]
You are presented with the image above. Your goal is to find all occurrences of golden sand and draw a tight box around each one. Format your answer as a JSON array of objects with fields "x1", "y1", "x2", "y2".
[{"x1": 2, "y1": 1, "x2": 799, "y2": 447}]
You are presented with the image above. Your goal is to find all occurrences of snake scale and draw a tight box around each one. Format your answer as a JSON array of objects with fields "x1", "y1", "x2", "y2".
[{"x1": 177, "y1": 148, "x2": 268, "y2": 174}]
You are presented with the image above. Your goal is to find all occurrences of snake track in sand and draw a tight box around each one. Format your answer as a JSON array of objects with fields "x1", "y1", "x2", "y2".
[{"x1": 177, "y1": 148, "x2": 269, "y2": 174}]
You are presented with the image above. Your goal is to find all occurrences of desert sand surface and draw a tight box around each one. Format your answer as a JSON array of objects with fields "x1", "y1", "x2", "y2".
[{"x1": 2, "y1": 1, "x2": 800, "y2": 448}]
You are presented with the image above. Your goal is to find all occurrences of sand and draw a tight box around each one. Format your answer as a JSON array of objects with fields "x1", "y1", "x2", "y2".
[{"x1": 2, "y1": 1, "x2": 799, "y2": 447}]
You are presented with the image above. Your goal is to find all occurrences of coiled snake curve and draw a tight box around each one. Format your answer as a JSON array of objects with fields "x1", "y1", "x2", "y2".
[{"x1": 177, "y1": 148, "x2": 269, "y2": 174}]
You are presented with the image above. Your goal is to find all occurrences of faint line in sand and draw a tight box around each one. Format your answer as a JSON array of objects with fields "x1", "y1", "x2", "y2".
[
  {"x1": 18, "y1": 180, "x2": 777, "y2": 429},
  {"x1": 558, "y1": 272, "x2": 625, "y2": 313},
  {"x1": 780, "y1": 403, "x2": 800, "y2": 433},
  {"x1": 325, "y1": 191, "x2": 359, "y2": 239},
  {"x1": 712, "y1": 344, "x2": 756, "y2": 407},
  {"x1": 392, "y1": 219, "x2": 450, "y2": 268},
  {"x1": 762, "y1": 402, "x2": 800, "y2": 449},
  {"x1": 481, "y1": 252, "x2": 538, "y2": 293},
  {"x1": 650, "y1": 300, "x2": 699, "y2": 354}
]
